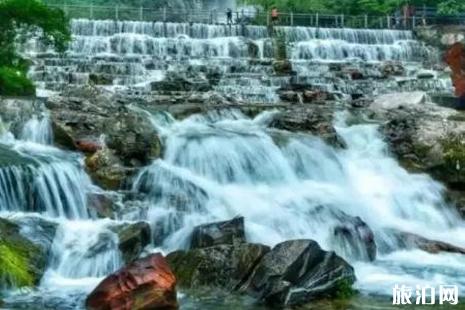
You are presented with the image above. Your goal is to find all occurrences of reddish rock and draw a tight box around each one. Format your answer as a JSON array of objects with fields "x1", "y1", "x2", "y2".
[
  {"x1": 86, "y1": 254, "x2": 178, "y2": 310},
  {"x1": 445, "y1": 43, "x2": 465, "y2": 98},
  {"x1": 75, "y1": 140, "x2": 103, "y2": 153}
]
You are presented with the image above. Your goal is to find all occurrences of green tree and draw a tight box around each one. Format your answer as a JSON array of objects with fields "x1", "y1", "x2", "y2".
[{"x1": 0, "y1": 0, "x2": 70, "y2": 96}]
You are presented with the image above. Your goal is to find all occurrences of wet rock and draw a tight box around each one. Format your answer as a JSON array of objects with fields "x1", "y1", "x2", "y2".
[
  {"x1": 0, "y1": 217, "x2": 48, "y2": 288},
  {"x1": 333, "y1": 217, "x2": 376, "y2": 261},
  {"x1": 151, "y1": 71, "x2": 212, "y2": 92},
  {"x1": 191, "y1": 217, "x2": 246, "y2": 249},
  {"x1": 270, "y1": 107, "x2": 345, "y2": 148},
  {"x1": 167, "y1": 243, "x2": 270, "y2": 290},
  {"x1": 242, "y1": 239, "x2": 356, "y2": 307},
  {"x1": 86, "y1": 253, "x2": 178, "y2": 310},
  {"x1": 278, "y1": 91, "x2": 300, "y2": 102},
  {"x1": 351, "y1": 98, "x2": 373, "y2": 108},
  {"x1": 89, "y1": 73, "x2": 113, "y2": 86},
  {"x1": 87, "y1": 192, "x2": 121, "y2": 219},
  {"x1": 75, "y1": 139, "x2": 103, "y2": 154},
  {"x1": 273, "y1": 60, "x2": 293, "y2": 76},
  {"x1": 85, "y1": 148, "x2": 135, "y2": 190},
  {"x1": 106, "y1": 112, "x2": 162, "y2": 167},
  {"x1": 110, "y1": 221, "x2": 151, "y2": 263},
  {"x1": 381, "y1": 61, "x2": 405, "y2": 77},
  {"x1": 10, "y1": 215, "x2": 58, "y2": 256},
  {"x1": 386, "y1": 229, "x2": 465, "y2": 255},
  {"x1": 0, "y1": 98, "x2": 36, "y2": 137}
]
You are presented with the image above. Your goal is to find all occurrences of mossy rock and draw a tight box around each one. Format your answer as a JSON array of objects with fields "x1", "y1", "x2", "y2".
[{"x1": 0, "y1": 218, "x2": 47, "y2": 288}]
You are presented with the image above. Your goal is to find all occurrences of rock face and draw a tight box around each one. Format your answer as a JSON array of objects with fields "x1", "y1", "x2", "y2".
[
  {"x1": 86, "y1": 253, "x2": 178, "y2": 310},
  {"x1": 46, "y1": 87, "x2": 162, "y2": 190},
  {"x1": 190, "y1": 216, "x2": 246, "y2": 249},
  {"x1": 242, "y1": 240, "x2": 356, "y2": 307},
  {"x1": 167, "y1": 243, "x2": 270, "y2": 290}
]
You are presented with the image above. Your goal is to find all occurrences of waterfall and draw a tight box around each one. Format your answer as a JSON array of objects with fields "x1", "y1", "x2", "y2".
[
  {"x1": 133, "y1": 109, "x2": 465, "y2": 293},
  {"x1": 20, "y1": 114, "x2": 53, "y2": 145},
  {"x1": 26, "y1": 19, "x2": 444, "y2": 103}
]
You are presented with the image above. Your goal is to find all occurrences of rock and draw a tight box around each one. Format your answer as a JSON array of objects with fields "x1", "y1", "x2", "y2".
[
  {"x1": 87, "y1": 192, "x2": 121, "y2": 219},
  {"x1": 86, "y1": 253, "x2": 178, "y2": 310},
  {"x1": 273, "y1": 60, "x2": 293, "y2": 76},
  {"x1": 279, "y1": 91, "x2": 300, "y2": 102},
  {"x1": 385, "y1": 229, "x2": 465, "y2": 255},
  {"x1": 270, "y1": 106, "x2": 345, "y2": 148},
  {"x1": 416, "y1": 70, "x2": 436, "y2": 79},
  {"x1": 52, "y1": 121, "x2": 77, "y2": 150},
  {"x1": 9, "y1": 215, "x2": 58, "y2": 257},
  {"x1": 372, "y1": 92, "x2": 427, "y2": 110},
  {"x1": 75, "y1": 139, "x2": 103, "y2": 154},
  {"x1": 85, "y1": 148, "x2": 135, "y2": 190},
  {"x1": 89, "y1": 73, "x2": 113, "y2": 86},
  {"x1": 167, "y1": 243, "x2": 270, "y2": 290},
  {"x1": 190, "y1": 217, "x2": 246, "y2": 249},
  {"x1": 381, "y1": 61, "x2": 405, "y2": 77},
  {"x1": 302, "y1": 90, "x2": 331, "y2": 103},
  {"x1": 151, "y1": 71, "x2": 211, "y2": 92},
  {"x1": 110, "y1": 222, "x2": 151, "y2": 264},
  {"x1": 351, "y1": 98, "x2": 373, "y2": 108},
  {"x1": 333, "y1": 217, "x2": 376, "y2": 261},
  {"x1": 0, "y1": 217, "x2": 48, "y2": 288},
  {"x1": 242, "y1": 240, "x2": 356, "y2": 307},
  {"x1": 106, "y1": 112, "x2": 162, "y2": 166}
]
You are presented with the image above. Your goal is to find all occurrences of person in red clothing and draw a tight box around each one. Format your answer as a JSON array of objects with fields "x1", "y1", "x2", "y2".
[{"x1": 271, "y1": 7, "x2": 279, "y2": 25}]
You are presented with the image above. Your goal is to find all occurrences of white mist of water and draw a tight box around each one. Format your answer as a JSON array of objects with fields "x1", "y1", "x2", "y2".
[{"x1": 133, "y1": 109, "x2": 465, "y2": 295}]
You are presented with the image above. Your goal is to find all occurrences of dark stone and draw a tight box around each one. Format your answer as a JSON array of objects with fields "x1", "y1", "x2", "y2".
[
  {"x1": 242, "y1": 239, "x2": 356, "y2": 307},
  {"x1": 191, "y1": 216, "x2": 246, "y2": 249},
  {"x1": 167, "y1": 243, "x2": 270, "y2": 290},
  {"x1": 333, "y1": 217, "x2": 376, "y2": 261},
  {"x1": 110, "y1": 222, "x2": 151, "y2": 264}
]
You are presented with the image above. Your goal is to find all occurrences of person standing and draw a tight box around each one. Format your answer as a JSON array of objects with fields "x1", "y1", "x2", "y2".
[
  {"x1": 226, "y1": 8, "x2": 233, "y2": 25},
  {"x1": 271, "y1": 7, "x2": 279, "y2": 25}
]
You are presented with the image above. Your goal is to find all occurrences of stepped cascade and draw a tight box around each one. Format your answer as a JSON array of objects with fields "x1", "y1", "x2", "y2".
[
  {"x1": 2, "y1": 15, "x2": 465, "y2": 309},
  {"x1": 26, "y1": 19, "x2": 451, "y2": 103}
]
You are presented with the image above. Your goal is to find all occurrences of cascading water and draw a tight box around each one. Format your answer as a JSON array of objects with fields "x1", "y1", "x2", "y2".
[
  {"x1": 20, "y1": 113, "x2": 53, "y2": 145},
  {"x1": 133, "y1": 108, "x2": 465, "y2": 296},
  {"x1": 26, "y1": 19, "x2": 450, "y2": 102},
  {"x1": 0, "y1": 115, "x2": 126, "y2": 307}
]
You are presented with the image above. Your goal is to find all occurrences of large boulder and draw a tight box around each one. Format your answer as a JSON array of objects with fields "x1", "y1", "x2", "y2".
[
  {"x1": 86, "y1": 253, "x2": 178, "y2": 310},
  {"x1": 167, "y1": 243, "x2": 270, "y2": 290},
  {"x1": 0, "y1": 217, "x2": 48, "y2": 288},
  {"x1": 190, "y1": 217, "x2": 246, "y2": 249},
  {"x1": 110, "y1": 222, "x2": 151, "y2": 264},
  {"x1": 242, "y1": 240, "x2": 356, "y2": 307}
]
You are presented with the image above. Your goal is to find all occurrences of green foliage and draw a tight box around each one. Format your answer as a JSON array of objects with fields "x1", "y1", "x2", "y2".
[
  {"x1": 0, "y1": 0, "x2": 70, "y2": 96},
  {"x1": 437, "y1": 0, "x2": 465, "y2": 15},
  {"x1": 334, "y1": 278, "x2": 357, "y2": 299},
  {"x1": 240, "y1": 0, "x2": 465, "y2": 15},
  {"x1": 0, "y1": 67, "x2": 36, "y2": 96},
  {"x1": 0, "y1": 239, "x2": 34, "y2": 288}
]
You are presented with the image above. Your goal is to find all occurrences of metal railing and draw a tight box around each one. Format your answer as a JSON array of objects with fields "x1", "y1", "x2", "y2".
[{"x1": 46, "y1": 4, "x2": 465, "y2": 29}]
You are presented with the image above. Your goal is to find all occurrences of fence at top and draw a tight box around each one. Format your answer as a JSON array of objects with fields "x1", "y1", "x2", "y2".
[{"x1": 46, "y1": 3, "x2": 465, "y2": 30}]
